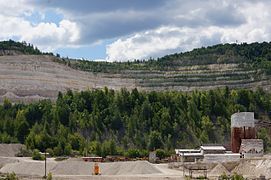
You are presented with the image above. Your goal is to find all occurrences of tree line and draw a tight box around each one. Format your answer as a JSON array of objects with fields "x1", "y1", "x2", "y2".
[
  {"x1": 67, "y1": 42, "x2": 271, "y2": 73},
  {"x1": 0, "y1": 87, "x2": 271, "y2": 156}
]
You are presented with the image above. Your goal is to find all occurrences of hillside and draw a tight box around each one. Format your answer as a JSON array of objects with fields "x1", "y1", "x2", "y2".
[
  {"x1": 1, "y1": 41, "x2": 271, "y2": 156},
  {"x1": 1, "y1": 40, "x2": 271, "y2": 102},
  {"x1": 0, "y1": 55, "x2": 135, "y2": 103},
  {"x1": 68, "y1": 42, "x2": 271, "y2": 91}
]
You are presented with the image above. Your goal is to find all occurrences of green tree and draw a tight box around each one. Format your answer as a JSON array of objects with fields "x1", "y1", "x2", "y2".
[{"x1": 148, "y1": 131, "x2": 163, "y2": 150}]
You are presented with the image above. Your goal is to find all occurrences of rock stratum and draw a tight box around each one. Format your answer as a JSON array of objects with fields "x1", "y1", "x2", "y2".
[{"x1": 0, "y1": 55, "x2": 135, "y2": 103}]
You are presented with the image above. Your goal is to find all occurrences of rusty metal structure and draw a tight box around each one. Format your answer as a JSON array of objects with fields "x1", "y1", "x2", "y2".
[{"x1": 231, "y1": 112, "x2": 256, "y2": 153}]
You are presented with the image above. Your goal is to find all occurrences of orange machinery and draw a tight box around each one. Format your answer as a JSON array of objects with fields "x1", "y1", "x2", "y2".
[{"x1": 92, "y1": 163, "x2": 101, "y2": 175}]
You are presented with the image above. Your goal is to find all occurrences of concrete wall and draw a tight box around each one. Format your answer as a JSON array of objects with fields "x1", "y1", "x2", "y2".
[
  {"x1": 240, "y1": 139, "x2": 264, "y2": 157},
  {"x1": 203, "y1": 154, "x2": 240, "y2": 163}
]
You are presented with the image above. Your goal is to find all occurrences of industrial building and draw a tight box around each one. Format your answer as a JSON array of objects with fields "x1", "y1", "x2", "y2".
[
  {"x1": 231, "y1": 112, "x2": 256, "y2": 153},
  {"x1": 175, "y1": 112, "x2": 264, "y2": 162},
  {"x1": 175, "y1": 145, "x2": 226, "y2": 162},
  {"x1": 175, "y1": 149, "x2": 203, "y2": 162}
]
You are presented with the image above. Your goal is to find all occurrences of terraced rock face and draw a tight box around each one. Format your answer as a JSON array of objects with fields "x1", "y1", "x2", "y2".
[
  {"x1": 0, "y1": 55, "x2": 135, "y2": 103},
  {"x1": 115, "y1": 63, "x2": 271, "y2": 91},
  {"x1": 0, "y1": 55, "x2": 271, "y2": 103}
]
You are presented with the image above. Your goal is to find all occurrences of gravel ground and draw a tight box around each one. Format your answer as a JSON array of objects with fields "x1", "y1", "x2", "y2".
[{"x1": 1, "y1": 156, "x2": 271, "y2": 179}]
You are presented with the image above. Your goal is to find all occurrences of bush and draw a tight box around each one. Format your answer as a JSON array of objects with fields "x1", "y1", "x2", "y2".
[
  {"x1": 32, "y1": 149, "x2": 45, "y2": 160},
  {"x1": 46, "y1": 148, "x2": 54, "y2": 157},
  {"x1": 139, "y1": 149, "x2": 148, "y2": 158},
  {"x1": 53, "y1": 145, "x2": 63, "y2": 156},
  {"x1": 156, "y1": 149, "x2": 166, "y2": 159},
  {"x1": 46, "y1": 172, "x2": 52, "y2": 180},
  {"x1": 5, "y1": 172, "x2": 18, "y2": 180},
  {"x1": 218, "y1": 172, "x2": 244, "y2": 180},
  {"x1": 124, "y1": 149, "x2": 140, "y2": 158},
  {"x1": 231, "y1": 173, "x2": 244, "y2": 180},
  {"x1": 64, "y1": 143, "x2": 72, "y2": 155}
]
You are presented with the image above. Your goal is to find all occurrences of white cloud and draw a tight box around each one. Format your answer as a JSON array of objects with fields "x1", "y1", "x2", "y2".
[
  {"x1": 0, "y1": 0, "x2": 32, "y2": 16},
  {"x1": 106, "y1": 1, "x2": 271, "y2": 62},
  {"x1": 0, "y1": 0, "x2": 80, "y2": 51},
  {"x1": 1, "y1": 0, "x2": 271, "y2": 60},
  {"x1": 21, "y1": 20, "x2": 80, "y2": 51}
]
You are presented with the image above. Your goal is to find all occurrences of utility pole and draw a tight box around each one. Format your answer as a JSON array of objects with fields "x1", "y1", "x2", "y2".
[
  {"x1": 182, "y1": 152, "x2": 185, "y2": 177},
  {"x1": 45, "y1": 149, "x2": 47, "y2": 179},
  {"x1": 41, "y1": 150, "x2": 49, "y2": 178}
]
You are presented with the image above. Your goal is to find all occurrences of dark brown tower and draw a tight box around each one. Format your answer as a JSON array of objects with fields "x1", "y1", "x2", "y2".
[{"x1": 231, "y1": 112, "x2": 256, "y2": 153}]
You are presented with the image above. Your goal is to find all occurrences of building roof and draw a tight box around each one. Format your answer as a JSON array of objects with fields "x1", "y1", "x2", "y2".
[
  {"x1": 200, "y1": 145, "x2": 226, "y2": 151},
  {"x1": 175, "y1": 149, "x2": 201, "y2": 153},
  {"x1": 82, "y1": 157, "x2": 103, "y2": 159}
]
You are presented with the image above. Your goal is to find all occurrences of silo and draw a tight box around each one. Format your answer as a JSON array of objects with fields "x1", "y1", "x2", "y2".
[{"x1": 231, "y1": 112, "x2": 256, "y2": 153}]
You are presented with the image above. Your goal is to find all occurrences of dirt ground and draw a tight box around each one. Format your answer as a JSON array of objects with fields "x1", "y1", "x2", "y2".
[
  {"x1": 0, "y1": 157, "x2": 185, "y2": 180},
  {"x1": 0, "y1": 152, "x2": 271, "y2": 179},
  {"x1": 0, "y1": 156, "x2": 267, "y2": 180}
]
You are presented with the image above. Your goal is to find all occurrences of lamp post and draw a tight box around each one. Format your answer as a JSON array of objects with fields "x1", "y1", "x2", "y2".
[
  {"x1": 40, "y1": 151, "x2": 49, "y2": 178},
  {"x1": 182, "y1": 152, "x2": 184, "y2": 177}
]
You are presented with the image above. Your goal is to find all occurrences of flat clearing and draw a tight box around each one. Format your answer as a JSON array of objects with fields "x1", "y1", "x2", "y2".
[
  {"x1": 0, "y1": 144, "x2": 271, "y2": 179},
  {"x1": 0, "y1": 157, "x2": 183, "y2": 180}
]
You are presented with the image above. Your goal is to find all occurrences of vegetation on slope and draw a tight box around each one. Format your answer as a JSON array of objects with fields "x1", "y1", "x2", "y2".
[
  {"x1": 1, "y1": 40, "x2": 271, "y2": 90},
  {"x1": 2, "y1": 40, "x2": 271, "y2": 74},
  {"x1": 0, "y1": 40, "x2": 52, "y2": 56},
  {"x1": 68, "y1": 42, "x2": 271, "y2": 74},
  {"x1": 0, "y1": 88, "x2": 271, "y2": 156},
  {"x1": 63, "y1": 42, "x2": 271, "y2": 89}
]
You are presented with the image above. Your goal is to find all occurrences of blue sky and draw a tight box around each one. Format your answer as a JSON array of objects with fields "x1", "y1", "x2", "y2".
[{"x1": 0, "y1": 0, "x2": 271, "y2": 61}]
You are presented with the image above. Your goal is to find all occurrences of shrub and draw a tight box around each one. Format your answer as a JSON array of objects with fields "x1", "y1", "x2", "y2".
[
  {"x1": 46, "y1": 148, "x2": 54, "y2": 157},
  {"x1": 139, "y1": 149, "x2": 148, "y2": 158},
  {"x1": 218, "y1": 172, "x2": 244, "y2": 180},
  {"x1": 53, "y1": 145, "x2": 63, "y2": 156},
  {"x1": 5, "y1": 172, "x2": 18, "y2": 180},
  {"x1": 46, "y1": 172, "x2": 52, "y2": 180},
  {"x1": 156, "y1": 149, "x2": 166, "y2": 159},
  {"x1": 124, "y1": 149, "x2": 140, "y2": 158},
  {"x1": 32, "y1": 149, "x2": 45, "y2": 160},
  {"x1": 231, "y1": 173, "x2": 244, "y2": 180}
]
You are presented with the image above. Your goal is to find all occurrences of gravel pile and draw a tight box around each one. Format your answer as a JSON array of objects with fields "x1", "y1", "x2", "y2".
[
  {"x1": 0, "y1": 160, "x2": 56, "y2": 176},
  {"x1": 0, "y1": 158, "x2": 161, "y2": 176},
  {"x1": 209, "y1": 163, "x2": 230, "y2": 176},
  {"x1": 0, "y1": 144, "x2": 24, "y2": 157},
  {"x1": 51, "y1": 160, "x2": 161, "y2": 175}
]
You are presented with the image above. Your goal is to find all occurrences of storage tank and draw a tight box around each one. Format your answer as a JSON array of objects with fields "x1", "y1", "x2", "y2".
[{"x1": 231, "y1": 112, "x2": 256, "y2": 153}]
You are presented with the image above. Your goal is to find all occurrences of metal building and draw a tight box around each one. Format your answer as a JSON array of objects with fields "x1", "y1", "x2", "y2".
[{"x1": 231, "y1": 112, "x2": 256, "y2": 153}]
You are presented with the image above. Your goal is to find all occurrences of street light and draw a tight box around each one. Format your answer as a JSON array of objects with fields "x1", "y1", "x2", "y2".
[{"x1": 40, "y1": 151, "x2": 49, "y2": 178}]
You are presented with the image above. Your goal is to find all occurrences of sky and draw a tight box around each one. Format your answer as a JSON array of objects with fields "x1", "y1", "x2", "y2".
[{"x1": 0, "y1": 0, "x2": 271, "y2": 62}]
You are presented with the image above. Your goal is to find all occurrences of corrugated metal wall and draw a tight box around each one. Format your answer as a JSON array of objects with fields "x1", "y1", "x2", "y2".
[{"x1": 231, "y1": 127, "x2": 256, "y2": 153}]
